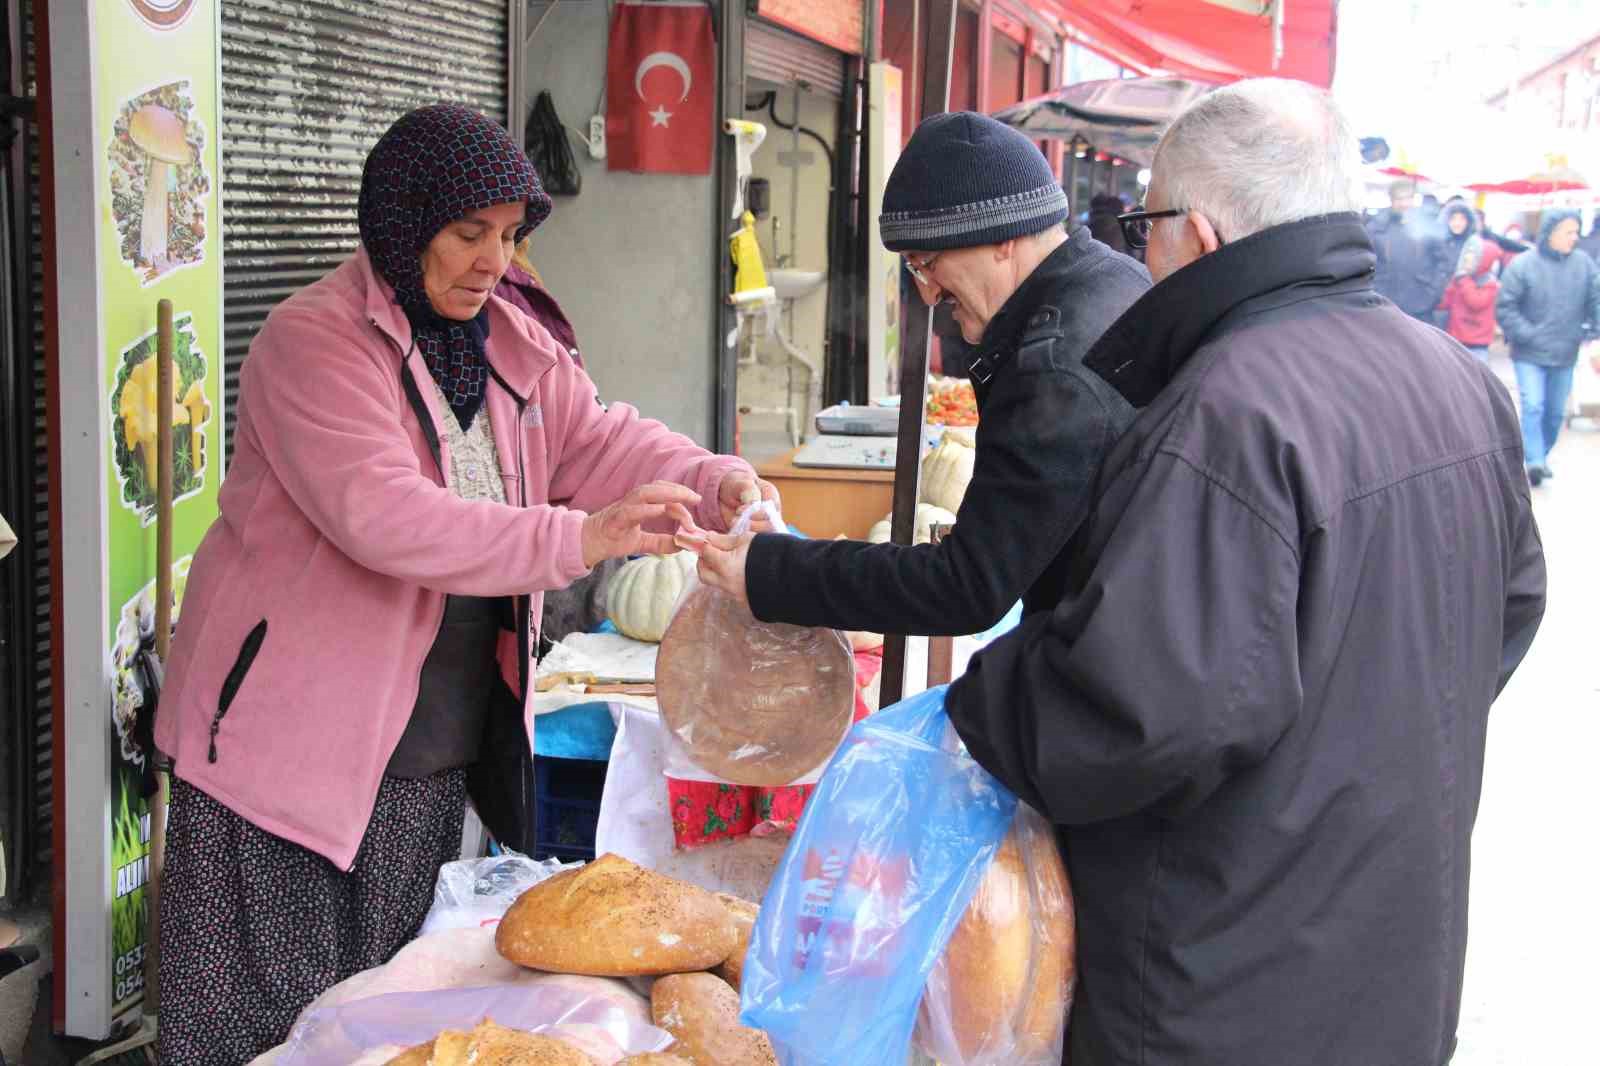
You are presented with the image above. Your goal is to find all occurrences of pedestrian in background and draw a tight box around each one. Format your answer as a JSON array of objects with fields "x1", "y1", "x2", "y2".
[
  {"x1": 1577, "y1": 217, "x2": 1600, "y2": 264},
  {"x1": 1367, "y1": 180, "x2": 1445, "y2": 321},
  {"x1": 1088, "y1": 192, "x2": 1131, "y2": 254},
  {"x1": 1438, "y1": 235, "x2": 1500, "y2": 360},
  {"x1": 1495, "y1": 209, "x2": 1600, "y2": 486}
]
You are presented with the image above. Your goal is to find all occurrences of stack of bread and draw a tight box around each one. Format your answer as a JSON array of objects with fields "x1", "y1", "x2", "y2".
[{"x1": 489, "y1": 853, "x2": 772, "y2": 1066}]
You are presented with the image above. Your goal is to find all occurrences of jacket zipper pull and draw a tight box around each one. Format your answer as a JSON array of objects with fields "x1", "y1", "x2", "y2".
[{"x1": 207, "y1": 721, "x2": 220, "y2": 763}]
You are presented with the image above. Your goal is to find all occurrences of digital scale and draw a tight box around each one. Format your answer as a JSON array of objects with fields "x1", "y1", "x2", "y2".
[
  {"x1": 791, "y1": 403, "x2": 946, "y2": 471},
  {"x1": 791, "y1": 434, "x2": 898, "y2": 470}
]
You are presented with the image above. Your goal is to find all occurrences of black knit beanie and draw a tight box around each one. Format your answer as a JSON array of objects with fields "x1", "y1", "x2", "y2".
[{"x1": 879, "y1": 111, "x2": 1068, "y2": 252}]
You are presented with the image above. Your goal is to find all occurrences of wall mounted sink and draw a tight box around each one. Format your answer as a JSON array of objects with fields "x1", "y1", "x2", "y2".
[{"x1": 770, "y1": 269, "x2": 827, "y2": 301}]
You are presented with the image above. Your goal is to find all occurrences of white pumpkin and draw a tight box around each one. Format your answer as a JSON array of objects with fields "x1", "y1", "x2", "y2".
[
  {"x1": 867, "y1": 502, "x2": 958, "y2": 545},
  {"x1": 605, "y1": 551, "x2": 699, "y2": 643},
  {"x1": 919, "y1": 434, "x2": 975, "y2": 513}
]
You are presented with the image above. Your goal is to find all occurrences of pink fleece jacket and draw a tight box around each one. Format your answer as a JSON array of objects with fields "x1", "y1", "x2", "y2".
[{"x1": 156, "y1": 249, "x2": 750, "y2": 870}]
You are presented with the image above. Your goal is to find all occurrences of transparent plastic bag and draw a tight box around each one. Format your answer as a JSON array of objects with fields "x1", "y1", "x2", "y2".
[
  {"x1": 277, "y1": 981, "x2": 673, "y2": 1066},
  {"x1": 657, "y1": 502, "x2": 855, "y2": 787},
  {"x1": 738, "y1": 685, "x2": 1018, "y2": 1066},
  {"x1": 914, "y1": 803, "x2": 1076, "y2": 1066},
  {"x1": 418, "y1": 851, "x2": 580, "y2": 936}
]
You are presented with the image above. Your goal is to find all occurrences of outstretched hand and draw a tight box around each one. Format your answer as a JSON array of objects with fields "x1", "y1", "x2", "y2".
[{"x1": 580, "y1": 482, "x2": 701, "y2": 568}]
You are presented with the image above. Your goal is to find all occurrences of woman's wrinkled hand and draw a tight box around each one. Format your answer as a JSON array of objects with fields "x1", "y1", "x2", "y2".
[{"x1": 580, "y1": 482, "x2": 701, "y2": 568}]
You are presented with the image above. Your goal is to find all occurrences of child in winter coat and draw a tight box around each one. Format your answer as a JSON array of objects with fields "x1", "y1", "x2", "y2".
[{"x1": 1437, "y1": 235, "x2": 1500, "y2": 360}]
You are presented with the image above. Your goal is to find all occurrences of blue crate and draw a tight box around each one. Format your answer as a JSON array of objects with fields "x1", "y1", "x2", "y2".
[{"x1": 533, "y1": 755, "x2": 607, "y2": 862}]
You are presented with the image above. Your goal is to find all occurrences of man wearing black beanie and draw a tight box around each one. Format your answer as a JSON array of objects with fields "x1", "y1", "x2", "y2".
[{"x1": 680, "y1": 111, "x2": 1149, "y2": 642}]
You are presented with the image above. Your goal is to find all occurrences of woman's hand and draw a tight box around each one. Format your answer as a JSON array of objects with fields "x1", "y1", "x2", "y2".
[
  {"x1": 581, "y1": 482, "x2": 701, "y2": 568},
  {"x1": 717, "y1": 473, "x2": 781, "y2": 530},
  {"x1": 675, "y1": 526, "x2": 754, "y2": 606}
]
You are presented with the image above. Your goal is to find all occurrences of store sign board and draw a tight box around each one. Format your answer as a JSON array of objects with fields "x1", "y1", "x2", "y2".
[
  {"x1": 48, "y1": 0, "x2": 224, "y2": 1037},
  {"x1": 756, "y1": 0, "x2": 863, "y2": 56}
]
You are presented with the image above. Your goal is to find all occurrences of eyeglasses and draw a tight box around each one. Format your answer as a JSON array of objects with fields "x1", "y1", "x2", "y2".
[
  {"x1": 1116, "y1": 208, "x2": 1184, "y2": 251},
  {"x1": 902, "y1": 251, "x2": 942, "y2": 287}
]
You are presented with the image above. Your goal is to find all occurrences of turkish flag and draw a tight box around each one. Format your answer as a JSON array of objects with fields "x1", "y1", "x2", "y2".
[{"x1": 606, "y1": 2, "x2": 715, "y2": 174}]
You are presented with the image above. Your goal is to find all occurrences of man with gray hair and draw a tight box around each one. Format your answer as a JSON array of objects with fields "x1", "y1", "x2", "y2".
[{"x1": 947, "y1": 79, "x2": 1546, "y2": 1064}]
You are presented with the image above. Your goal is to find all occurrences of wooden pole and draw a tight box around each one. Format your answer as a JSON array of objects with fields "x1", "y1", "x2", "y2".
[
  {"x1": 148, "y1": 298, "x2": 173, "y2": 1018},
  {"x1": 880, "y1": 0, "x2": 958, "y2": 709}
]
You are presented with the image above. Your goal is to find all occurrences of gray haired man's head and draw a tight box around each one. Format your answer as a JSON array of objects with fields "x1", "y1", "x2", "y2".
[{"x1": 1142, "y1": 79, "x2": 1363, "y2": 283}]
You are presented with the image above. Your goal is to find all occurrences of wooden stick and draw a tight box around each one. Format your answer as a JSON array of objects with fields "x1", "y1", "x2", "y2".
[
  {"x1": 147, "y1": 298, "x2": 174, "y2": 1020},
  {"x1": 155, "y1": 299, "x2": 174, "y2": 662}
]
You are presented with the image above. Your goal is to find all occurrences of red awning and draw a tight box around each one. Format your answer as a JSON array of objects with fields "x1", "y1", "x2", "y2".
[
  {"x1": 1031, "y1": 1, "x2": 1338, "y2": 89},
  {"x1": 1466, "y1": 178, "x2": 1589, "y2": 196},
  {"x1": 1379, "y1": 165, "x2": 1435, "y2": 184}
]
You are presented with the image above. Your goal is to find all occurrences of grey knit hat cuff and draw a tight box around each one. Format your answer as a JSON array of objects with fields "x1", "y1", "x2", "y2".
[{"x1": 880, "y1": 183, "x2": 1070, "y2": 251}]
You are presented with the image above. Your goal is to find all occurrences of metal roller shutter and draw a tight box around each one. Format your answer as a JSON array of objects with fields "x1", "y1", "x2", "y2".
[
  {"x1": 747, "y1": 18, "x2": 846, "y2": 98},
  {"x1": 219, "y1": 0, "x2": 510, "y2": 451}
]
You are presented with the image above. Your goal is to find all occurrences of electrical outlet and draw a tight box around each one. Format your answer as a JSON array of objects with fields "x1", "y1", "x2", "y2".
[{"x1": 588, "y1": 115, "x2": 606, "y2": 160}]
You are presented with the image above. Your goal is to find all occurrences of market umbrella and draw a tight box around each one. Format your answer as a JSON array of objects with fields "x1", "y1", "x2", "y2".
[{"x1": 991, "y1": 77, "x2": 1215, "y2": 168}]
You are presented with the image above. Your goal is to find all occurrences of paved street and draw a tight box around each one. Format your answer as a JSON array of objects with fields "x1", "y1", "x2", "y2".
[{"x1": 1451, "y1": 362, "x2": 1599, "y2": 1065}]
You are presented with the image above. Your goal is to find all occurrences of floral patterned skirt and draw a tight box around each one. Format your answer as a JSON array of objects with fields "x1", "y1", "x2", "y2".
[{"x1": 157, "y1": 771, "x2": 466, "y2": 1066}]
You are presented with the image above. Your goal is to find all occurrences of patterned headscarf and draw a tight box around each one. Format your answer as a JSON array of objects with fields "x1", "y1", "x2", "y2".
[{"x1": 358, "y1": 104, "x2": 552, "y2": 429}]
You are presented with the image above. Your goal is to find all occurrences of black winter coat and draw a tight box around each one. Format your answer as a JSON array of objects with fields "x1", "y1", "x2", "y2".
[
  {"x1": 948, "y1": 214, "x2": 1546, "y2": 1066},
  {"x1": 743, "y1": 228, "x2": 1149, "y2": 635},
  {"x1": 1367, "y1": 207, "x2": 1449, "y2": 316}
]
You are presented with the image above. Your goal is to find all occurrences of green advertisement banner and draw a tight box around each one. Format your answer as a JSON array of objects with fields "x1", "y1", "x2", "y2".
[{"x1": 95, "y1": 0, "x2": 221, "y2": 1017}]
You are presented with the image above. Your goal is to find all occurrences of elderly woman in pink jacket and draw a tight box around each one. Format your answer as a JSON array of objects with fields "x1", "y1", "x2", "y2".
[{"x1": 153, "y1": 104, "x2": 773, "y2": 1063}]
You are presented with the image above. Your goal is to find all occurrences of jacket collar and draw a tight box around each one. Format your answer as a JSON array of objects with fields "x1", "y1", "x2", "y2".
[
  {"x1": 1084, "y1": 213, "x2": 1377, "y2": 408},
  {"x1": 969, "y1": 226, "x2": 1097, "y2": 379},
  {"x1": 351, "y1": 246, "x2": 556, "y2": 401}
]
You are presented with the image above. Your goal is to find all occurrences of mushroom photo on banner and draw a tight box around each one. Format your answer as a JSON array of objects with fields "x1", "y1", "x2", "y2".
[
  {"x1": 130, "y1": 104, "x2": 194, "y2": 266},
  {"x1": 108, "y1": 81, "x2": 210, "y2": 283}
]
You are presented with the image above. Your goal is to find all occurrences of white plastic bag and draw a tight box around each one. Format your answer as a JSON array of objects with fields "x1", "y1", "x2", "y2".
[
  {"x1": 276, "y1": 980, "x2": 673, "y2": 1065},
  {"x1": 418, "y1": 851, "x2": 579, "y2": 936},
  {"x1": 656, "y1": 502, "x2": 855, "y2": 786}
]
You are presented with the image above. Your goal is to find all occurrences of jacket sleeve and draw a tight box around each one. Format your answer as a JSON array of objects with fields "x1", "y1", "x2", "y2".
[
  {"x1": 1495, "y1": 259, "x2": 1533, "y2": 346},
  {"x1": 945, "y1": 453, "x2": 1302, "y2": 824},
  {"x1": 1588, "y1": 263, "x2": 1600, "y2": 336},
  {"x1": 744, "y1": 364, "x2": 1126, "y2": 636},
  {"x1": 242, "y1": 314, "x2": 591, "y2": 597},
  {"x1": 1497, "y1": 491, "x2": 1546, "y2": 696},
  {"x1": 545, "y1": 357, "x2": 753, "y2": 534}
]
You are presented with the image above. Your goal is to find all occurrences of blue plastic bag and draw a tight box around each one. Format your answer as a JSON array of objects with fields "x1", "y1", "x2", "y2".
[{"x1": 739, "y1": 685, "x2": 1018, "y2": 1066}]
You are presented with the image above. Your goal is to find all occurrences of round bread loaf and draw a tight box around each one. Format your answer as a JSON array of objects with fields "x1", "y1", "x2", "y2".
[
  {"x1": 496, "y1": 854, "x2": 738, "y2": 977},
  {"x1": 712, "y1": 893, "x2": 759, "y2": 992},
  {"x1": 651, "y1": 972, "x2": 777, "y2": 1066},
  {"x1": 656, "y1": 584, "x2": 854, "y2": 786},
  {"x1": 1016, "y1": 818, "x2": 1075, "y2": 1058},
  {"x1": 914, "y1": 812, "x2": 1077, "y2": 1063},
  {"x1": 385, "y1": 1021, "x2": 598, "y2": 1066}
]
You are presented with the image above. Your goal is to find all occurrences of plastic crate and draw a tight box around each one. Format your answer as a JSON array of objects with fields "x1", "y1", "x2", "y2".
[{"x1": 533, "y1": 755, "x2": 607, "y2": 862}]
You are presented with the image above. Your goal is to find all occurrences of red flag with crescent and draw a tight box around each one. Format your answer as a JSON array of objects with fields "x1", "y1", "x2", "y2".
[{"x1": 605, "y1": 1, "x2": 715, "y2": 174}]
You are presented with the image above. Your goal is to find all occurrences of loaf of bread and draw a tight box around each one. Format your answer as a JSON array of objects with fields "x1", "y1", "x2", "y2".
[
  {"x1": 713, "y1": 893, "x2": 759, "y2": 992},
  {"x1": 615, "y1": 1056, "x2": 694, "y2": 1065},
  {"x1": 656, "y1": 584, "x2": 854, "y2": 786},
  {"x1": 496, "y1": 853, "x2": 738, "y2": 977},
  {"x1": 914, "y1": 809, "x2": 1076, "y2": 1064},
  {"x1": 650, "y1": 973, "x2": 777, "y2": 1066},
  {"x1": 384, "y1": 1020, "x2": 598, "y2": 1066}
]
